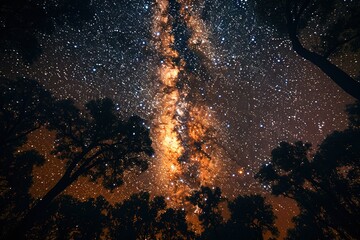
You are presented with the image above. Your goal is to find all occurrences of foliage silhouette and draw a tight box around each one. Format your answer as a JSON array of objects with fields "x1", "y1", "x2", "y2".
[
  {"x1": 0, "y1": 150, "x2": 45, "y2": 239},
  {"x1": 24, "y1": 189, "x2": 279, "y2": 240},
  {"x1": 0, "y1": 77, "x2": 54, "y2": 156},
  {"x1": 256, "y1": 101, "x2": 360, "y2": 239},
  {"x1": 0, "y1": 0, "x2": 94, "y2": 63},
  {"x1": 187, "y1": 186, "x2": 224, "y2": 229},
  {"x1": 187, "y1": 187, "x2": 278, "y2": 240},
  {"x1": 223, "y1": 195, "x2": 279, "y2": 240},
  {"x1": 187, "y1": 186, "x2": 224, "y2": 240},
  {"x1": 5, "y1": 78, "x2": 359, "y2": 239},
  {"x1": 2, "y1": 85, "x2": 154, "y2": 239},
  {"x1": 110, "y1": 191, "x2": 194, "y2": 240},
  {"x1": 158, "y1": 208, "x2": 195, "y2": 240},
  {"x1": 48, "y1": 98, "x2": 154, "y2": 191},
  {"x1": 30, "y1": 195, "x2": 108, "y2": 240},
  {"x1": 110, "y1": 192, "x2": 166, "y2": 239},
  {"x1": 0, "y1": 77, "x2": 52, "y2": 238},
  {"x1": 254, "y1": 0, "x2": 360, "y2": 100}
]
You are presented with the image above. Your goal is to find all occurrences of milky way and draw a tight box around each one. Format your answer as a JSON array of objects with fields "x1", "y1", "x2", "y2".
[
  {"x1": 150, "y1": 0, "x2": 226, "y2": 205},
  {"x1": 1, "y1": 0, "x2": 358, "y2": 234}
]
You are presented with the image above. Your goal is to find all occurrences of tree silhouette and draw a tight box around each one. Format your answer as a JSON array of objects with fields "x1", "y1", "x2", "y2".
[
  {"x1": 0, "y1": 77, "x2": 52, "y2": 238},
  {"x1": 110, "y1": 192, "x2": 166, "y2": 239},
  {"x1": 0, "y1": 0, "x2": 94, "y2": 63},
  {"x1": 109, "y1": 191, "x2": 194, "y2": 240},
  {"x1": 30, "y1": 195, "x2": 108, "y2": 240},
  {"x1": 256, "y1": 101, "x2": 360, "y2": 239},
  {"x1": 0, "y1": 151, "x2": 45, "y2": 239},
  {"x1": 187, "y1": 186, "x2": 224, "y2": 240},
  {"x1": 187, "y1": 187, "x2": 279, "y2": 240},
  {"x1": 158, "y1": 208, "x2": 195, "y2": 240},
  {"x1": 0, "y1": 77, "x2": 54, "y2": 157},
  {"x1": 254, "y1": 0, "x2": 360, "y2": 100},
  {"x1": 8, "y1": 96, "x2": 154, "y2": 239},
  {"x1": 0, "y1": 77, "x2": 53, "y2": 187},
  {"x1": 223, "y1": 195, "x2": 279, "y2": 240}
]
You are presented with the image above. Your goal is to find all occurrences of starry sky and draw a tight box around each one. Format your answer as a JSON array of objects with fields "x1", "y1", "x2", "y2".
[{"x1": 1, "y1": 0, "x2": 358, "y2": 235}]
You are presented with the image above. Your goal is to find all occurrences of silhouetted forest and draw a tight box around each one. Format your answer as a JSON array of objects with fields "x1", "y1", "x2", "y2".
[
  {"x1": 1, "y1": 0, "x2": 360, "y2": 239},
  {"x1": 1, "y1": 77, "x2": 359, "y2": 239}
]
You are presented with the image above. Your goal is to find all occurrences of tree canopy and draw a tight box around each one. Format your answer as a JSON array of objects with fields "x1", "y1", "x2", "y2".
[
  {"x1": 110, "y1": 191, "x2": 195, "y2": 240},
  {"x1": 225, "y1": 195, "x2": 279, "y2": 239},
  {"x1": 0, "y1": 78, "x2": 53, "y2": 239},
  {"x1": 0, "y1": 77, "x2": 54, "y2": 155},
  {"x1": 256, "y1": 101, "x2": 360, "y2": 239},
  {"x1": 187, "y1": 186, "x2": 278, "y2": 240},
  {"x1": 0, "y1": 78, "x2": 155, "y2": 239}
]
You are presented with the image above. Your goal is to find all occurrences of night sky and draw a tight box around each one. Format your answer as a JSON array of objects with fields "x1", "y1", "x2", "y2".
[{"x1": 1, "y1": 0, "x2": 358, "y2": 236}]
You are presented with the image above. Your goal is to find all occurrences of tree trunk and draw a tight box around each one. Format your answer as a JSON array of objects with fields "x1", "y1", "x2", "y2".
[
  {"x1": 7, "y1": 175, "x2": 73, "y2": 240},
  {"x1": 288, "y1": 29, "x2": 360, "y2": 101}
]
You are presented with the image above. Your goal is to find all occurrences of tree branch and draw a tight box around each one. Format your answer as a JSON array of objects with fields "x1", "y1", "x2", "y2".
[
  {"x1": 285, "y1": 7, "x2": 360, "y2": 100},
  {"x1": 68, "y1": 146, "x2": 111, "y2": 181}
]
